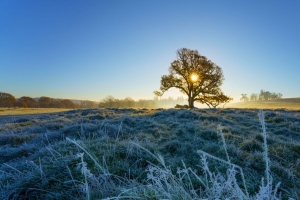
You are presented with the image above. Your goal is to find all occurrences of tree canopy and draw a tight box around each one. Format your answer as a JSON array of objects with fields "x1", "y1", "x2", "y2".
[
  {"x1": 0, "y1": 92, "x2": 16, "y2": 107},
  {"x1": 154, "y1": 48, "x2": 231, "y2": 108}
]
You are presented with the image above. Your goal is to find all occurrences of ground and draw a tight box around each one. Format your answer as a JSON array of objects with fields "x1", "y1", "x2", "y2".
[{"x1": 0, "y1": 108, "x2": 299, "y2": 199}]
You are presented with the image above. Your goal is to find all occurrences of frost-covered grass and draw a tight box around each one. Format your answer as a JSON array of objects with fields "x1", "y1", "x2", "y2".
[{"x1": 0, "y1": 108, "x2": 300, "y2": 199}]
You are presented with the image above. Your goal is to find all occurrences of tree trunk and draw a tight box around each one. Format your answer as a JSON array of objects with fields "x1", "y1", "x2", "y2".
[{"x1": 188, "y1": 98, "x2": 194, "y2": 108}]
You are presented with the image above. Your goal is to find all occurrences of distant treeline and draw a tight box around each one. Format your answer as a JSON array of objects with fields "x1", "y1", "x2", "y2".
[
  {"x1": 98, "y1": 96, "x2": 156, "y2": 108},
  {"x1": 98, "y1": 96, "x2": 186, "y2": 108},
  {"x1": 0, "y1": 92, "x2": 187, "y2": 109},
  {"x1": 240, "y1": 90, "x2": 282, "y2": 102},
  {"x1": 0, "y1": 92, "x2": 77, "y2": 108}
]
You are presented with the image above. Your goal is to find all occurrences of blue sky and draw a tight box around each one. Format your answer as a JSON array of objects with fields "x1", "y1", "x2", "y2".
[{"x1": 1, "y1": 0, "x2": 300, "y2": 102}]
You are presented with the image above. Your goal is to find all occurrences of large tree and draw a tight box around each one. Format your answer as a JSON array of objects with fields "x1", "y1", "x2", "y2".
[{"x1": 154, "y1": 48, "x2": 231, "y2": 108}]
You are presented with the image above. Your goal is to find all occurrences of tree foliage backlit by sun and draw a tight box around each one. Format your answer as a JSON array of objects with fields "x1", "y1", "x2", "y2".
[{"x1": 154, "y1": 48, "x2": 232, "y2": 108}]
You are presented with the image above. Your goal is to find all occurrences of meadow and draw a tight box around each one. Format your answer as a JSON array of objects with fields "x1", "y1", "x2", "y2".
[
  {"x1": 228, "y1": 98, "x2": 300, "y2": 110},
  {"x1": 0, "y1": 108, "x2": 299, "y2": 199},
  {"x1": 0, "y1": 108, "x2": 72, "y2": 116}
]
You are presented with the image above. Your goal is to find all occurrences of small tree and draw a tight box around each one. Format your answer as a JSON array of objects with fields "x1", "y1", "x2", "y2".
[
  {"x1": 240, "y1": 94, "x2": 249, "y2": 102},
  {"x1": 154, "y1": 48, "x2": 231, "y2": 108},
  {"x1": 250, "y1": 93, "x2": 258, "y2": 101}
]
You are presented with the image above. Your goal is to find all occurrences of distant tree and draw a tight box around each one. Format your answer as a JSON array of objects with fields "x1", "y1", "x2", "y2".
[
  {"x1": 167, "y1": 96, "x2": 174, "y2": 101},
  {"x1": 60, "y1": 99, "x2": 77, "y2": 108},
  {"x1": 250, "y1": 93, "x2": 258, "y2": 101},
  {"x1": 245, "y1": 90, "x2": 283, "y2": 101},
  {"x1": 137, "y1": 99, "x2": 154, "y2": 108},
  {"x1": 259, "y1": 90, "x2": 270, "y2": 101},
  {"x1": 177, "y1": 96, "x2": 184, "y2": 102},
  {"x1": 124, "y1": 97, "x2": 135, "y2": 107},
  {"x1": 277, "y1": 93, "x2": 282, "y2": 99},
  {"x1": 14, "y1": 101, "x2": 28, "y2": 108},
  {"x1": 154, "y1": 48, "x2": 231, "y2": 108},
  {"x1": 19, "y1": 96, "x2": 38, "y2": 108},
  {"x1": 154, "y1": 91, "x2": 163, "y2": 100},
  {"x1": 240, "y1": 94, "x2": 249, "y2": 102},
  {"x1": 48, "y1": 99, "x2": 60, "y2": 108},
  {"x1": 38, "y1": 96, "x2": 51, "y2": 107},
  {"x1": 80, "y1": 100, "x2": 97, "y2": 108},
  {"x1": 270, "y1": 93, "x2": 277, "y2": 100},
  {"x1": 113, "y1": 99, "x2": 121, "y2": 108},
  {"x1": 99, "y1": 96, "x2": 157, "y2": 108},
  {"x1": 0, "y1": 92, "x2": 16, "y2": 107},
  {"x1": 100, "y1": 96, "x2": 116, "y2": 108},
  {"x1": 265, "y1": 91, "x2": 271, "y2": 100}
]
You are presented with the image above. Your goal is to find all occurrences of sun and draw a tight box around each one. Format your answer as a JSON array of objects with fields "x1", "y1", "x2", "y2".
[{"x1": 190, "y1": 74, "x2": 199, "y2": 82}]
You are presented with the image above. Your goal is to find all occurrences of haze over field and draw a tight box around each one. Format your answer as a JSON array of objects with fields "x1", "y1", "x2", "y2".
[{"x1": 1, "y1": 0, "x2": 300, "y2": 103}]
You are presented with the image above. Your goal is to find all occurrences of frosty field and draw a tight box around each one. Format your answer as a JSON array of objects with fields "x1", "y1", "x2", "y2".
[{"x1": 0, "y1": 108, "x2": 300, "y2": 199}]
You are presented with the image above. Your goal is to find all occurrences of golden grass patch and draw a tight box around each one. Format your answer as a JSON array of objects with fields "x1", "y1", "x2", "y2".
[{"x1": 0, "y1": 108, "x2": 73, "y2": 116}]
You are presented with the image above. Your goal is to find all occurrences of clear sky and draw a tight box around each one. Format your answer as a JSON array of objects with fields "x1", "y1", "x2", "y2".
[{"x1": 1, "y1": 0, "x2": 300, "y2": 102}]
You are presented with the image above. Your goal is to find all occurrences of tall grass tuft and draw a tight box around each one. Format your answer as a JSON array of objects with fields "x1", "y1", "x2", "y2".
[
  {"x1": 258, "y1": 110, "x2": 270, "y2": 187},
  {"x1": 66, "y1": 137, "x2": 108, "y2": 175},
  {"x1": 76, "y1": 153, "x2": 91, "y2": 200}
]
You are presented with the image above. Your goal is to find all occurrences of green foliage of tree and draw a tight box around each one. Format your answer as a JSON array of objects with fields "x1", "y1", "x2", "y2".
[{"x1": 154, "y1": 48, "x2": 231, "y2": 108}]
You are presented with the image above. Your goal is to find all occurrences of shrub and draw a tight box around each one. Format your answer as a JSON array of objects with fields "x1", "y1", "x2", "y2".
[{"x1": 174, "y1": 104, "x2": 189, "y2": 109}]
